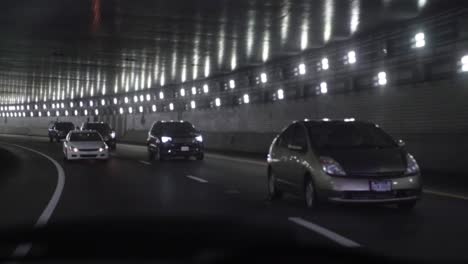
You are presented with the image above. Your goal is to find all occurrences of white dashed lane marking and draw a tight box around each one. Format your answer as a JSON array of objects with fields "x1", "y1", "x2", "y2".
[
  {"x1": 289, "y1": 217, "x2": 360, "y2": 248},
  {"x1": 423, "y1": 189, "x2": 468, "y2": 201},
  {"x1": 186, "y1": 175, "x2": 208, "y2": 183}
]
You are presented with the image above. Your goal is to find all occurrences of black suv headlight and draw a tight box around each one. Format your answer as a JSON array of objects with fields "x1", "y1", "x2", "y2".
[{"x1": 405, "y1": 153, "x2": 420, "y2": 175}]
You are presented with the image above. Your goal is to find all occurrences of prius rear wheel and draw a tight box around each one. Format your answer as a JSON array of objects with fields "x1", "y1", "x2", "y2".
[
  {"x1": 304, "y1": 177, "x2": 318, "y2": 209},
  {"x1": 268, "y1": 170, "x2": 283, "y2": 200}
]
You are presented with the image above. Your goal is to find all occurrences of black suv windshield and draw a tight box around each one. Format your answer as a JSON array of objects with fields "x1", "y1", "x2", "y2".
[
  {"x1": 55, "y1": 123, "x2": 74, "y2": 131},
  {"x1": 306, "y1": 122, "x2": 397, "y2": 149},
  {"x1": 84, "y1": 123, "x2": 111, "y2": 134},
  {"x1": 160, "y1": 122, "x2": 195, "y2": 134},
  {"x1": 70, "y1": 132, "x2": 102, "y2": 142}
]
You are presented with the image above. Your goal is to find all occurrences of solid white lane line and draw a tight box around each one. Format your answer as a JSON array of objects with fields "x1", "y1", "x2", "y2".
[
  {"x1": 423, "y1": 189, "x2": 468, "y2": 201},
  {"x1": 289, "y1": 217, "x2": 360, "y2": 248},
  {"x1": 139, "y1": 160, "x2": 151, "y2": 165},
  {"x1": 186, "y1": 175, "x2": 208, "y2": 183},
  {"x1": 0, "y1": 134, "x2": 49, "y2": 142},
  {"x1": 205, "y1": 153, "x2": 266, "y2": 167},
  {"x1": 9, "y1": 144, "x2": 66, "y2": 258}
]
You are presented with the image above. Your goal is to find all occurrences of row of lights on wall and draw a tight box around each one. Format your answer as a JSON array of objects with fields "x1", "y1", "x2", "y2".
[
  {"x1": 1, "y1": 82, "x2": 213, "y2": 112},
  {"x1": 250, "y1": 32, "x2": 431, "y2": 92},
  {"x1": 0, "y1": 72, "x2": 393, "y2": 116},
  {"x1": 0, "y1": 91, "x2": 165, "y2": 111},
  {"x1": 0, "y1": 95, "x2": 228, "y2": 118},
  {"x1": 179, "y1": 84, "x2": 210, "y2": 97},
  {"x1": 2, "y1": 89, "x2": 284, "y2": 118},
  {"x1": 2, "y1": 32, "x2": 468, "y2": 116}
]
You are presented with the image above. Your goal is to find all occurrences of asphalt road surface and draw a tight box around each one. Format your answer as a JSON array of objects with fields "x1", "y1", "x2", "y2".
[{"x1": 0, "y1": 134, "x2": 467, "y2": 262}]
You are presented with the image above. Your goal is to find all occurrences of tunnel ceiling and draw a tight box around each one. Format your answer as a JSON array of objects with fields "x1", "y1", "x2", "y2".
[{"x1": 0, "y1": 0, "x2": 466, "y2": 104}]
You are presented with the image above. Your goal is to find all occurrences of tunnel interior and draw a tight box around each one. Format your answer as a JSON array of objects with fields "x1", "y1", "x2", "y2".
[
  {"x1": 1, "y1": 0, "x2": 468, "y2": 174},
  {"x1": 1, "y1": 1, "x2": 468, "y2": 262}
]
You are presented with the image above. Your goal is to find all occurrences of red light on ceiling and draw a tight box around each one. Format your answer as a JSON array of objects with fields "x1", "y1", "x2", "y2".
[{"x1": 91, "y1": 0, "x2": 101, "y2": 33}]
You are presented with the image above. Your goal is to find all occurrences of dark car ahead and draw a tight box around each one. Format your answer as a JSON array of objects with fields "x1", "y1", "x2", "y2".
[
  {"x1": 80, "y1": 122, "x2": 117, "y2": 150},
  {"x1": 267, "y1": 120, "x2": 422, "y2": 210},
  {"x1": 48, "y1": 121, "x2": 75, "y2": 142},
  {"x1": 147, "y1": 121, "x2": 204, "y2": 161}
]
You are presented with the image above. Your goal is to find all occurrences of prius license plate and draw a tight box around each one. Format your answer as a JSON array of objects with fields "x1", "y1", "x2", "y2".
[
  {"x1": 370, "y1": 180, "x2": 392, "y2": 192},
  {"x1": 181, "y1": 146, "x2": 189, "y2": 152}
]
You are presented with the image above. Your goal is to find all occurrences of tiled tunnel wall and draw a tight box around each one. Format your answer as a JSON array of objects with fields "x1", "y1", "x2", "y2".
[{"x1": 2, "y1": 78, "x2": 468, "y2": 174}]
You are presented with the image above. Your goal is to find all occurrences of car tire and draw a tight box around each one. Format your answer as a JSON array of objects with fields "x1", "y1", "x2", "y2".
[
  {"x1": 304, "y1": 176, "x2": 318, "y2": 209},
  {"x1": 153, "y1": 147, "x2": 165, "y2": 161},
  {"x1": 49, "y1": 137, "x2": 53, "y2": 143},
  {"x1": 397, "y1": 201, "x2": 417, "y2": 211},
  {"x1": 148, "y1": 150, "x2": 155, "y2": 161},
  {"x1": 196, "y1": 153, "x2": 204, "y2": 161},
  {"x1": 268, "y1": 170, "x2": 283, "y2": 200}
]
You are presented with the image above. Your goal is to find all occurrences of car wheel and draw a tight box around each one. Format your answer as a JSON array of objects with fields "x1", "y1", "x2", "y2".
[
  {"x1": 304, "y1": 177, "x2": 318, "y2": 209},
  {"x1": 196, "y1": 153, "x2": 204, "y2": 161},
  {"x1": 397, "y1": 201, "x2": 417, "y2": 211},
  {"x1": 153, "y1": 147, "x2": 165, "y2": 161},
  {"x1": 63, "y1": 151, "x2": 69, "y2": 162},
  {"x1": 268, "y1": 170, "x2": 283, "y2": 200},
  {"x1": 148, "y1": 150, "x2": 155, "y2": 161},
  {"x1": 49, "y1": 137, "x2": 53, "y2": 143}
]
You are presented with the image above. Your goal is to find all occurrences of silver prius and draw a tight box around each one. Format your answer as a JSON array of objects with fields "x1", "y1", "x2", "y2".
[
  {"x1": 267, "y1": 120, "x2": 422, "y2": 210},
  {"x1": 63, "y1": 130, "x2": 109, "y2": 161}
]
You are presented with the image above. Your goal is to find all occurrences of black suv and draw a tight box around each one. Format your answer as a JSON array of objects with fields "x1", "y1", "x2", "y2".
[
  {"x1": 80, "y1": 122, "x2": 117, "y2": 150},
  {"x1": 48, "y1": 121, "x2": 75, "y2": 142},
  {"x1": 147, "y1": 121, "x2": 204, "y2": 161}
]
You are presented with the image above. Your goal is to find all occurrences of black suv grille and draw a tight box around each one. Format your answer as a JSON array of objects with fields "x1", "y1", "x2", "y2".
[{"x1": 172, "y1": 137, "x2": 194, "y2": 144}]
